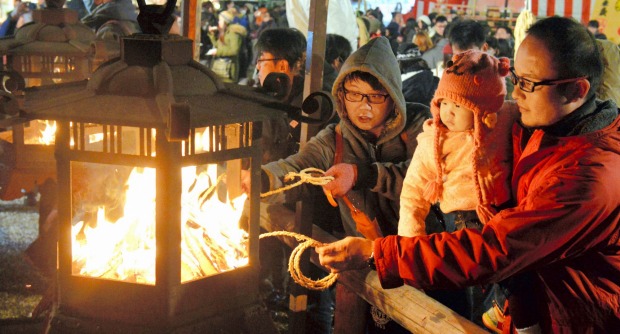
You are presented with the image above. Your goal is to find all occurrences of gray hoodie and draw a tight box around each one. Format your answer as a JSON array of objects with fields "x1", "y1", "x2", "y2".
[{"x1": 262, "y1": 37, "x2": 431, "y2": 237}]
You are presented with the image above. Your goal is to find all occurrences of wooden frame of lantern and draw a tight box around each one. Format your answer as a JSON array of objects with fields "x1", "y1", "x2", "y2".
[
  {"x1": 0, "y1": 5, "x2": 95, "y2": 90},
  {"x1": 0, "y1": 3, "x2": 96, "y2": 200},
  {"x1": 24, "y1": 33, "x2": 283, "y2": 333}
]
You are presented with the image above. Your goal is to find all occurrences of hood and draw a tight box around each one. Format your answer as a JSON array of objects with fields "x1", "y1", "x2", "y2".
[{"x1": 331, "y1": 37, "x2": 407, "y2": 142}]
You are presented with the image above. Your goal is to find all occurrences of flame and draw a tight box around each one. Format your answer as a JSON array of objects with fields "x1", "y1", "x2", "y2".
[
  {"x1": 38, "y1": 120, "x2": 57, "y2": 145},
  {"x1": 71, "y1": 162, "x2": 249, "y2": 285}
]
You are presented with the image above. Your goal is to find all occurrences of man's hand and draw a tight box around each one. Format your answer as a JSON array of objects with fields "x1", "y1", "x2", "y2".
[
  {"x1": 316, "y1": 237, "x2": 373, "y2": 273},
  {"x1": 206, "y1": 48, "x2": 217, "y2": 56},
  {"x1": 240, "y1": 169, "x2": 251, "y2": 195},
  {"x1": 322, "y1": 163, "x2": 357, "y2": 198}
]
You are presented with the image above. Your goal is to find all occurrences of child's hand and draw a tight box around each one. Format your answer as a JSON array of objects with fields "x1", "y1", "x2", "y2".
[{"x1": 323, "y1": 163, "x2": 357, "y2": 198}]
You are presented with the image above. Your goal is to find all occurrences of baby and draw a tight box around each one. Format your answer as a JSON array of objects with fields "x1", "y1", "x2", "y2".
[
  {"x1": 399, "y1": 50, "x2": 541, "y2": 333},
  {"x1": 399, "y1": 50, "x2": 515, "y2": 237}
]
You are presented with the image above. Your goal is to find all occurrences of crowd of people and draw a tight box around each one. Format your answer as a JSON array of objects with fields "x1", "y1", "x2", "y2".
[{"x1": 1, "y1": 0, "x2": 618, "y2": 333}]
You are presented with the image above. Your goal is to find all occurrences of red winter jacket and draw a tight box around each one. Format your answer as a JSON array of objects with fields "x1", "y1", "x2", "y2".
[{"x1": 375, "y1": 102, "x2": 620, "y2": 333}]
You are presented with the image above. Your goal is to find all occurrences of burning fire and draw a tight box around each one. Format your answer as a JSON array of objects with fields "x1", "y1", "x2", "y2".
[
  {"x1": 71, "y1": 162, "x2": 249, "y2": 285},
  {"x1": 38, "y1": 121, "x2": 57, "y2": 145}
]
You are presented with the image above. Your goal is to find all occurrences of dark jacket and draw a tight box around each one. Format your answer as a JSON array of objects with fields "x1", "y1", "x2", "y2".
[{"x1": 401, "y1": 70, "x2": 438, "y2": 106}]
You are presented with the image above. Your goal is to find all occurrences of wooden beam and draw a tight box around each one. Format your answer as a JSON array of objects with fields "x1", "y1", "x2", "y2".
[
  {"x1": 180, "y1": 0, "x2": 201, "y2": 60},
  {"x1": 287, "y1": 0, "x2": 329, "y2": 332}
]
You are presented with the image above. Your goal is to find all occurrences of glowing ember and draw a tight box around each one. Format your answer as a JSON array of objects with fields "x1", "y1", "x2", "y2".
[{"x1": 71, "y1": 163, "x2": 249, "y2": 285}]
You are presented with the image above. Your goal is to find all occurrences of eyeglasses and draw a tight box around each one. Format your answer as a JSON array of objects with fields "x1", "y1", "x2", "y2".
[
  {"x1": 509, "y1": 67, "x2": 586, "y2": 93},
  {"x1": 256, "y1": 58, "x2": 283, "y2": 64},
  {"x1": 343, "y1": 90, "x2": 390, "y2": 104}
]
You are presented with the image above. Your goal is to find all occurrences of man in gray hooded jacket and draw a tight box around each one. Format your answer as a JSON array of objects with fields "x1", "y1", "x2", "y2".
[
  {"x1": 243, "y1": 35, "x2": 433, "y2": 333},
  {"x1": 254, "y1": 36, "x2": 432, "y2": 239}
]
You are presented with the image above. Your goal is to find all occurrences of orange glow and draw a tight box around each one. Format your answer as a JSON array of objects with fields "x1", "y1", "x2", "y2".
[{"x1": 71, "y1": 142, "x2": 249, "y2": 284}]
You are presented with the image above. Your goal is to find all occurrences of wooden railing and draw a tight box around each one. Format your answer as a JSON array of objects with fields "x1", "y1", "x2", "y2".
[{"x1": 263, "y1": 218, "x2": 488, "y2": 334}]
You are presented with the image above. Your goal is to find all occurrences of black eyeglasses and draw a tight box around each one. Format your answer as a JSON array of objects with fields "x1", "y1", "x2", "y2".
[
  {"x1": 343, "y1": 90, "x2": 390, "y2": 104},
  {"x1": 509, "y1": 67, "x2": 586, "y2": 93},
  {"x1": 256, "y1": 58, "x2": 283, "y2": 64}
]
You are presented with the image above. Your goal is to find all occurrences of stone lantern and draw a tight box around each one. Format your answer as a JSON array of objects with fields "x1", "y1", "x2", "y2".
[
  {"x1": 0, "y1": 0, "x2": 96, "y2": 200},
  {"x1": 0, "y1": 0, "x2": 95, "y2": 91},
  {"x1": 21, "y1": 2, "x2": 291, "y2": 329}
]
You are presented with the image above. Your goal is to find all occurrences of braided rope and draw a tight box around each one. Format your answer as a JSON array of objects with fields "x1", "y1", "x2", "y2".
[
  {"x1": 260, "y1": 231, "x2": 339, "y2": 291},
  {"x1": 260, "y1": 168, "x2": 334, "y2": 198}
]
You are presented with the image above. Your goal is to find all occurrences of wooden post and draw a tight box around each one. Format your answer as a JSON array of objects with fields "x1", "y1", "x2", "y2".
[
  {"x1": 181, "y1": 0, "x2": 201, "y2": 60},
  {"x1": 287, "y1": 0, "x2": 329, "y2": 333}
]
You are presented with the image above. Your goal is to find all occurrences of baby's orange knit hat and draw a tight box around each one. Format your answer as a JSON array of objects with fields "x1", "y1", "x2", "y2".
[{"x1": 426, "y1": 50, "x2": 511, "y2": 223}]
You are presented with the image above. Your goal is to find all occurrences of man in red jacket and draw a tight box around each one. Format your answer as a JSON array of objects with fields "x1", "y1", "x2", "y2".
[{"x1": 317, "y1": 17, "x2": 620, "y2": 333}]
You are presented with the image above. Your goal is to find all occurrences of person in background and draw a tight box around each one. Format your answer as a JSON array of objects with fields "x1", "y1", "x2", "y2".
[
  {"x1": 587, "y1": 19, "x2": 607, "y2": 40},
  {"x1": 250, "y1": 28, "x2": 307, "y2": 317},
  {"x1": 412, "y1": 31, "x2": 433, "y2": 54},
  {"x1": 317, "y1": 16, "x2": 620, "y2": 334},
  {"x1": 385, "y1": 11, "x2": 402, "y2": 55},
  {"x1": 207, "y1": 10, "x2": 247, "y2": 83},
  {"x1": 67, "y1": 0, "x2": 97, "y2": 20},
  {"x1": 232, "y1": 3, "x2": 252, "y2": 85},
  {"x1": 496, "y1": 38, "x2": 514, "y2": 59},
  {"x1": 448, "y1": 19, "x2": 488, "y2": 54},
  {"x1": 397, "y1": 43, "x2": 438, "y2": 106},
  {"x1": 0, "y1": 0, "x2": 38, "y2": 37},
  {"x1": 494, "y1": 25, "x2": 514, "y2": 50},
  {"x1": 401, "y1": 18, "x2": 417, "y2": 48},
  {"x1": 81, "y1": 0, "x2": 137, "y2": 32},
  {"x1": 431, "y1": 15, "x2": 448, "y2": 44},
  {"x1": 417, "y1": 15, "x2": 449, "y2": 77},
  {"x1": 254, "y1": 28, "x2": 305, "y2": 107},
  {"x1": 323, "y1": 33, "x2": 352, "y2": 94},
  {"x1": 416, "y1": 15, "x2": 432, "y2": 35},
  {"x1": 486, "y1": 36, "x2": 500, "y2": 57},
  {"x1": 251, "y1": 8, "x2": 277, "y2": 42},
  {"x1": 199, "y1": 1, "x2": 217, "y2": 60},
  {"x1": 596, "y1": 39, "x2": 620, "y2": 105}
]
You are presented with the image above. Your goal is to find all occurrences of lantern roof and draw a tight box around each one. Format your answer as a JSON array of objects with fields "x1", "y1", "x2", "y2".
[
  {"x1": 22, "y1": 33, "x2": 288, "y2": 138},
  {"x1": 0, "y1": 8, "x2": 95, "y2": 57}
]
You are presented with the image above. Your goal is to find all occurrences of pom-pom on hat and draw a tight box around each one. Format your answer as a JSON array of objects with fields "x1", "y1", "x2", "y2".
[{"x1": 425, "y1": 50, "x2": 511, "y2": 223}]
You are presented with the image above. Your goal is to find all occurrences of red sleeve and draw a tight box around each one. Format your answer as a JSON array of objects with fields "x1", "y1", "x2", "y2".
[{"x1": 374, "y1": 166, "x2": 620, "y2": 290}]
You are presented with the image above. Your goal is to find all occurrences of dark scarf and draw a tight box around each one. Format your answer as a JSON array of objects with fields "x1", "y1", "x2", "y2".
[{"x1": 521, "y1": 96, "x2": 618, "y2": 140}]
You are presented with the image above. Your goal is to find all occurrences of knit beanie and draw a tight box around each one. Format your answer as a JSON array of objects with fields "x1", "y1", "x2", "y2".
[
  {"x1": 425, "y1": 50, "x2": 511, "y2": 223},
  {"x1": 418, "y1": 15, "x2": 431, "y2": 27},
  {"x1": 396, "y1": 43, "x2": 422, "y2": 61}
]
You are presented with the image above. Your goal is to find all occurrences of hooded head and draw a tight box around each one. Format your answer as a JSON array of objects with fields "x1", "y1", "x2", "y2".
[
  {"x1": 426, "y1": 50, "x2": 511, "y2": 222},
  {"x1": 219, "y1": 10, "x2": 234, "y2": 25},
  {"x1": 332, "y1": 37, "x2": 406, "y2": 141}
]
